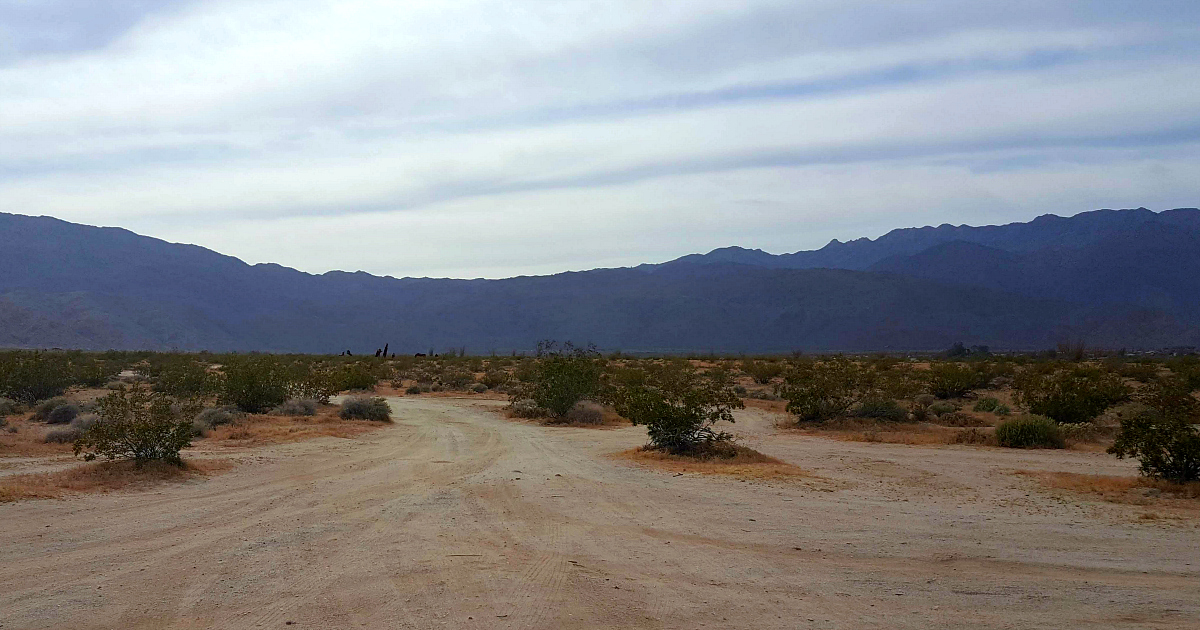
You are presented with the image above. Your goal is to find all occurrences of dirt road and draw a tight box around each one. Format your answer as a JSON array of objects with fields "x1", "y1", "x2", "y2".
[{"x1": 1, "y1": 398, "x2": 1196, "y2": 629}]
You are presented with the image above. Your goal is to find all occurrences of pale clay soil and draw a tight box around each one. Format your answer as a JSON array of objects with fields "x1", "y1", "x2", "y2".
[{"x1": 0, "y1": 397, "x2": 1197, "y2": 629}]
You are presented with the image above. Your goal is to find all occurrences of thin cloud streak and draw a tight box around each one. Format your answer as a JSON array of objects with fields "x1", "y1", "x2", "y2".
[{"x1": 0, "y1": 1, "x2": 1197, "y2": 278}]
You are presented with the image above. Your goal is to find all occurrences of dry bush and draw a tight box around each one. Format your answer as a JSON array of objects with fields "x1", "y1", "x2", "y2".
[
  {"x1": 613, "y1": 445, "x2": 810, "y2": 481},
  {"x1": 929, "y1": 411, "x2": 990, "y2": 427},
  {"x1": 509, "y1": 398, "x2": 548, "y2": 419},
  {"x1": 560, "y1": 400, "x2": 603, "y2": 425},
  {"x1": 0, "y1": 459, "x2": 231, "y2": 503},
  {"x1": 273, "y1": 398, "x2": 319, "y2": 417}
]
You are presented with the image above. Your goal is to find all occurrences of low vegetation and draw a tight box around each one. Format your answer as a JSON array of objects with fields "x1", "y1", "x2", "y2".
[
  {"x1": 339, "y1": 396, "x2": 392, "y2": 422},
  {"x1": 995, "y1": 415, "x2": 1064, "y2": 449}
]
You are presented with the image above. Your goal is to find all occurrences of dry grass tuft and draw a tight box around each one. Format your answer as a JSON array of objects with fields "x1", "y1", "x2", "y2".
[
  {"x1": 0, "y1": 415, "x2": 78, "y2": 457},
  {"x1": 612, "y1": 445, "x2": 810, "y2": 481},
  {"x1": 203, "y1": 408, "x2": 384, "y2": 446},
  {"x1": 0, "y1": 458, "x2": 231, "y2": 503},
  {"x1": 1015, "y1": 470, "x2": 1200, "y2": 516}
]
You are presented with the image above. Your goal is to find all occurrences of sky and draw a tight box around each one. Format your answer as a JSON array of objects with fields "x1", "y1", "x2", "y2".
[{"x1": 2, "y1": 1, "x2": 1199, "y2": 279}]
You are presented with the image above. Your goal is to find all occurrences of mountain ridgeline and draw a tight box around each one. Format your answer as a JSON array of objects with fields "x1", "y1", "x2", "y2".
[{"x1": 2, "y1": 208, "x2": 1198, "y2": 353}]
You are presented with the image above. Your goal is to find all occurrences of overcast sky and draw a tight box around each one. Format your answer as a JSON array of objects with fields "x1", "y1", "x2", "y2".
[{"x1": 2, "y1": 1, "x2": 1199, "y2": 278}]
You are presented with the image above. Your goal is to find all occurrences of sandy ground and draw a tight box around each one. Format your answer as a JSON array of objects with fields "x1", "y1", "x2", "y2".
[{"x1": 0, "y1": 398, "x2": 1197, "y2": 629}]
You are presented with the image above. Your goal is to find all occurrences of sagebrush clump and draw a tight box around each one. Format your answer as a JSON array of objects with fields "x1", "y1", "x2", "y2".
[
  {"x1": 273, "y1": 398, "x2": 319, "y2": 416},
  {"x1": 339, "y1": 396, "x2": 392, "y2": 422}
]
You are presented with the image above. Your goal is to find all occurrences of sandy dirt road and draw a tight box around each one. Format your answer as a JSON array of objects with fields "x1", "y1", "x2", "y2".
[{"x1": 1, "y1": 397, "x2": 1197, "y2": 629}]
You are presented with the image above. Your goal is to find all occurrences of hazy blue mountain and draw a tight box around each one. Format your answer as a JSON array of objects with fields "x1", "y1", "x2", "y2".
[
  {"x1": 670, "y1": 207, "x2": 1200, "y2": 271},
  {"x1": 1, "y1": 210, "x2": 1196, "y2": 353}
]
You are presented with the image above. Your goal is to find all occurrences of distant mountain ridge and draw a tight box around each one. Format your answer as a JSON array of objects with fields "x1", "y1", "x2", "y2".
[{"x1": 1, "y1": 208, "x2": 1198, "y2": 353}]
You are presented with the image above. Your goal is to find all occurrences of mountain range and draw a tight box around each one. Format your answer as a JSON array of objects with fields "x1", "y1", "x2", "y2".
[{"x1": 2, "y1": 207, "x2": 1198, "y2": 354}]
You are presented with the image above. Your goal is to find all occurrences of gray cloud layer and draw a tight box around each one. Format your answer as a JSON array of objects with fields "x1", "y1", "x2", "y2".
[{"x1": 2, "y1": 1, "x2": 1198, "y2": 278}]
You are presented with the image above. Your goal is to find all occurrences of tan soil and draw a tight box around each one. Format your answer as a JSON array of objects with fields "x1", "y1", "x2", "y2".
[{"x1": 0, "y1": 397, "x2": 1196, "y2": 629}]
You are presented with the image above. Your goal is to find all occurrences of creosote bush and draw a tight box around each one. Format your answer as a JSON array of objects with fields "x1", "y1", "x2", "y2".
[
  {"x1": 73, "y1": 385, "x2": 199, "y2": 466},
  {"x1": 927, "y1": 362, "x2": 987, "y2": 399},
  {"x1": 995, "y1": 415, "x2": 1064, "y2": 449},
  {"x1": 510, "y1": 341, "x2": 603, "y2": 418},
  {"x1": 779, "y1": 357, "x2": 872, "y2": 423},
  {"x1": 1108, "y1": 377, "x2": 1200, "y2": 483},
  {"x1": 973, "y1": 397, "x2": 1000, "y2": 413},
  {"x1": 46, "y1": 403, "x2": 80, "y2": 425},
  {"x1": 339, "y1": 396, "x2": 392, "y2": 422},
  {"x1": 1013, "y1": 364, "x2": 1129, "y2": 424},
  {"x1": 0, "y1": 351, "x2": 74, "y2": 405},
  {"x1": 609, "y1": 361, "x2": 743, "y2": 456}
]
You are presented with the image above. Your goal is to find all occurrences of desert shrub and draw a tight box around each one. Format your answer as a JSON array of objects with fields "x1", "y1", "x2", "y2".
[
  {"x1": 471, "y1": 383, "x2": 488, "y2": 393},
  {"x1": 741, "y1": 360, "x2": 783, "y2": 385},
  {"x1": 1013, "y1": 365, "x2": 1129, "y2": 424},
  {"x1": 1108, "y1": 377, "x2": 1200, "y2": 482},
  {"x1": 973, "y1": 397, "x2": 1000, "y2": 413},
  {"x1": 510, "y1": 399, "x2": 548, "y2": 418},
  {"x1": 932, "y1": 411, "x2": 989, "y2": 427},
  {"x1": 273, "y1": 398, "x2": 319, "y2": 416},
  {"x1": 510, "y1": 341, "x2": 603, "y2": 418},
  {"x1": 609, "y1": 361, "x2": 743, "y2": 455},
  {"x1": 146, "y1": 359, "x2": 221, "y2": 398},
  {"x1": 1058, "y1": 422, "x2": 1102, "y2": 442},
  {"x1": 405, "y1": 385, "x2": 423, "y2": 395},
  {"x1": 195, "y1": 406, "x2": 239, "y2": 429},
  {"x1": 733, "y1": 385, "x2": 748, "y2": 396},
  {"x1": 927, "y1": 401, "x2": 957, "y2": 417},
  {"x1": 32, "y1": 397, "x2": 72, "y2": 422},
  {"x1": 73, "y1": 385, "x2": 199, "y2": 465},
  {"x1": 45, "y1": 426, "x2": 80, "y2": 443},
  {"x1": 0, "y1": 397, "x2": 20, "y2": 415},
  {"x1": 560, "y1": 400, "x2": 604, "y2": 425},
  {"x1": 746, "y1": 390, "x2": 780, "y2": 401},
  {"x1": 0, "y1": 351, "x2": 74, "y2": 404},
  {"x1": 953, "y1": 427, "x2": 991, "y2": 445},
  {"x1": 854, "y1": 398, "x2": 907, "y2": 422},
  {"x1": 220, "y1": 357, "x2": 291, "y2": 413},
  {"x1": 779, "y1": 357, "x2": 873, "y2": 423},
  {"x1": 46, "y1": 403, "x2": 80, "y2": 425},
  {"x1": 927, "y1": 363, "x2": 987, "y2": 399},
  {"x1": 438, "y1": 366, "x2": 475, "y2": 390},
  {"x1": 339, "y1": 396, "x2": 392, "y2": 422},
  {"x1": 994, "y1": 404, "x2": 1012, "y2": 416},
  {"x1": 481, "y1": 370, "x2": 510, "y2": 389},
  {"x1": 910, "y1": 393, "x2": 937, "y2": 421},
  {"x1": 338, "y1": 362, "x2": 380, "y2": 392},
  {"x1": 995, "y1": 415, "x2": 1064, "y2": 449}
]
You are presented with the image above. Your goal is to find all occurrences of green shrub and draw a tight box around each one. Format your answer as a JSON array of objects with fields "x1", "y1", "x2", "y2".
[
  {"x1": 338, "y1": 362, "x2": 380, "y2": 392},
  {"x1": 972, "y1": 397, "x2": 1000, "y2": 413},
  {"x1": 32, "y1": 397, "x2": 72, "y2": 422},
  {"x1": 405, "y1": 385, "x2": 423, "y2": 395},
  {"x1": 779, "y1": 357, "x2": 872, "y2": 423},
  {"x1": 927, "y1": 401, "x2": 958, "y2": 417},
  {"x1": 1013, "y1": 365, "x2": 1129, "y2": 424},
  {"x1": 995, "y1": 415, "x2": 1064, "y2": 449},
  {"x1": 220, "y1": 357, "x2": 290, "y2": 413},
  {"x1": 927, "y1": 363, "x2": 987, "y2": 399},
  {"x1": 73, "y1": 385, "x2": 199, "y2": 466},
  {"x1": 854, "y1": 398, "x2": 907, "y2": 421},
  {"x1": 339, "y1": 396, "x2": 392, "y2": 422},
  {"x1": 741, "y1": 360, "x2": 783, "y2": 385},
  {"x1": 0, "y1": 351, "x2": 73, "y2": 404},
  {"x1": 195, "y1": 406, "x2": 239, "y2": 429},
  {"x1": 994, "y1": 404, "x2": 1012, "y2": 416},
  {"x1": 46, "y1": 403, "x2": 80, "y2": 425},
  {"x1": 480, "y1": 370, "x2": 510, "y2": 389},
  {"x1": 148, "y1": 359, "x2": 221, "y2": 398},
  {"x1": 510, "y1": 341, "x2": 602, "y2": 418},
  {"x1": 1108, "y1": 377, "x2": 1200, "y2": 482},
  {"x1": 609, "y1": 361, "x2": 742, "y2": 455},
  {"x1": 0, "y1": 397, "x2": 21, "y2": 415}
]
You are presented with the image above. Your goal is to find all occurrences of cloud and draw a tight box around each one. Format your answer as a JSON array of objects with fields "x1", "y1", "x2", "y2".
[{"x1": 1, "y1": 0, "x2": 1198, "y2": 278}]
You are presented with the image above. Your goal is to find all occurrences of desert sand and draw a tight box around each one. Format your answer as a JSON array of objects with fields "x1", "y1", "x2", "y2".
[{"x1": 1, "y1": 397, "x2": 1196, "y2": 629}]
